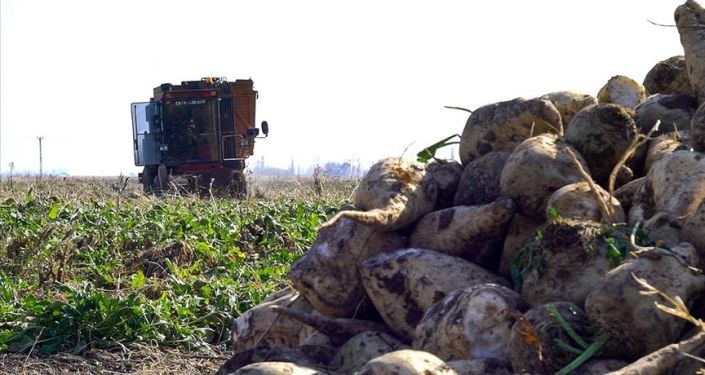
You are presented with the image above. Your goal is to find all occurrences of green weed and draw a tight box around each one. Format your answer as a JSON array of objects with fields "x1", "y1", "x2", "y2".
[{"x1": 0, "y1": 177, "x2": 350, "y2": 353}]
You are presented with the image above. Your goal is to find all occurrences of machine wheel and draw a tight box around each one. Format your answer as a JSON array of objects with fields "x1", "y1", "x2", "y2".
[
  {"x1": 157, "y1": 164, "x2": 169, "y2": 192},
  {"x1": 228, "y1": 171, "x2": 247, "y2": 199},
  {"x1": 142, "y1": 166, "x2": 156, "y2": 193}
]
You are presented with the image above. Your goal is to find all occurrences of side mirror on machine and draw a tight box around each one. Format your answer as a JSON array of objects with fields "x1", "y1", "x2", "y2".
[
  {"x1": 261, "y1": 121, "x2": 269, "y2": 136},
  {"x1": 246, "y1": 128, "x2": 260, "y2": 137}
]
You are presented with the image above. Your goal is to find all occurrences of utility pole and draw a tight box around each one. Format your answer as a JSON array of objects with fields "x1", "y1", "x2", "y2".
[
  {"x1": 8, "y1": 162, "x2": 14, "y2": 188},
  {"x1": 37, "y1": 136, "x2": 44, "y2": 178}
]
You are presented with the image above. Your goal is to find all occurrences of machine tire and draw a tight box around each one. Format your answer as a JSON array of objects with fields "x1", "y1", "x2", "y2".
[
  {"x1": 228, "y1": 171, "x2": 247, "y2": 199},
  {"x1": 157, "y1": 164, "x2": 169, "y2": 192},
  {"x1": 142, "y1": 166, "x2": 156, "y2": 193}
]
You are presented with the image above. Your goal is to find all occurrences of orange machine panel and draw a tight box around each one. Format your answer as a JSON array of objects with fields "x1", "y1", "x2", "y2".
[{"x1": 231, "y1": 79, "x2": 257, "y2": 158}]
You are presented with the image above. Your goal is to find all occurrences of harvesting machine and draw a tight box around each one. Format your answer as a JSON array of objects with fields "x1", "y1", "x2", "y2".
[{"x1": 131, "y1": 77, "x2": 268, "y2": 196}]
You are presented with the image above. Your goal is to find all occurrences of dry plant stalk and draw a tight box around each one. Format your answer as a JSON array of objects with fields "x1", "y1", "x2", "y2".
[
  {"x1": 444, "y1": 105, "x2": 474, "y2": 113},
  {"x1": 605, "y1": 274, "x2": 705, "y2": 374},
  {"x1": 608, "y1": 120, "x2": 661, "y2": 196},
  {"x1": 549, "y1": 121, "x2": 564, "y2": 137},
  {"x1": 634, "y1": 273, "x2": 705, "y2": 331},
  {"x1": 565, "y1": 148, "x2": 616, "y2": 223},
  {"x1": 672, "y1": 123, "x2": 682, "y2": 142}
]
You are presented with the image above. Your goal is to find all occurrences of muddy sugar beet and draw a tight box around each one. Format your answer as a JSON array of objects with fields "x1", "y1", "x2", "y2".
[
  {"x1": 318, "y1": 157, "x2": 437, "y2": 232},
  {"x1": 288, "y1": 217, "x2": 405, "y2": 318}
]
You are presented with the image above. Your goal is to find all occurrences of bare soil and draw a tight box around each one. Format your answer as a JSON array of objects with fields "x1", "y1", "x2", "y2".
[{"x1": 0, "y1": 347, "x2": 228, "y2": 375}]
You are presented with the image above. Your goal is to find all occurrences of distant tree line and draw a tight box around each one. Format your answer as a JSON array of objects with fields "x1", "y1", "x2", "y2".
[{"x1": 251, "y1": 157, "x2": 364, "y2": 178}]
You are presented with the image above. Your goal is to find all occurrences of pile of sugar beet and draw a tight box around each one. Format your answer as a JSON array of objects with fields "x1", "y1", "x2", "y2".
[{"x1": 217, "y1": 2, "x2": 705, "y2": 374}]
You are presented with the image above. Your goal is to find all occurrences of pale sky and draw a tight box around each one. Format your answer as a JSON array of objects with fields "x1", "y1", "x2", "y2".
[{"x1": 0, "y1": 0, "x2": 687, "y2": 176}]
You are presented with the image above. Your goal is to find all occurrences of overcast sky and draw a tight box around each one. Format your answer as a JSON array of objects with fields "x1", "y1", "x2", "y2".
[{"x1": 0, "y1": 0, "x2": 687, "y2": 176}]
